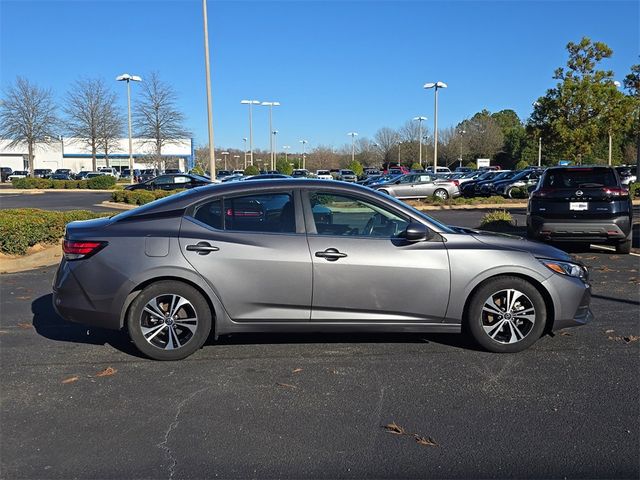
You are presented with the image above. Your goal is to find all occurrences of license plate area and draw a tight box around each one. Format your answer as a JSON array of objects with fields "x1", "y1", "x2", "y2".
[{"x1": 570, "y1": 202, "x2": 588, "y2": 211}]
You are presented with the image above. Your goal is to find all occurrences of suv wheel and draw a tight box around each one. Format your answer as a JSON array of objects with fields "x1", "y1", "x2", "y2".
[
  {"x1": 615, "y1": 235, "x2": 632, "y2": 254},
  {"x1": 127, "y1": 281, "x2": 212, "y2": 360},
  {"x1": 466, "y1": 276, "x2": 547, "y2": 353}
]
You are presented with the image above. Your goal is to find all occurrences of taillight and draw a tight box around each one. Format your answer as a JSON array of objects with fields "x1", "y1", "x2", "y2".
[
  {"x1": 63, "y1": 240, "x2": 107, "y2": 260},
  {"x1": 531, "y1": 188, "x2": 552, "y2": 198},
  {"x1": 602, "y1": 187, "x2": 627, "y2": 197},
  {"x1": 451, "y1": 180, "x2": 460, "y2": 187}
]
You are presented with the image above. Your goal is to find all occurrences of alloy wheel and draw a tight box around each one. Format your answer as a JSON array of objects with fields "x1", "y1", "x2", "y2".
[
  {"x1": 481, "y1": 289, "x2": 536, "y2": 344},
  {"x1": 140, "y1": 294, "x2": 198, "y2": 350}
]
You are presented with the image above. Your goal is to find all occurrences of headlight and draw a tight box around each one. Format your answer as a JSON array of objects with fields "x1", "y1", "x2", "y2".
[{"x1": 539, "y1": 259, "x2": 588, "y2": 280}]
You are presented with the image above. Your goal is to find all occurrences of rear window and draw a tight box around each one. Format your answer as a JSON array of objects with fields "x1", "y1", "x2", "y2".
[{"x1": 543, "y1": 168, "x2": 617, "y2": 188}]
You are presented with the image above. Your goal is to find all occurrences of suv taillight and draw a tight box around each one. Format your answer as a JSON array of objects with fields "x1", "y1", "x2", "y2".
[
  {"x1": 602, "y1": 187, "x2": 627, "y2": 197},
  {"x1": 63, "y1": 240, "x2": 106, "y2": 260},
  {"x1": 531, "y1": 188, "x2": 552, "y2": 198}
]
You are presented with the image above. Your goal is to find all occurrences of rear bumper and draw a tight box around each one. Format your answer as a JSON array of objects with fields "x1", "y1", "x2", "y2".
[{"x1": 528, "y1": 215, "x2": 631, "y2": 242}]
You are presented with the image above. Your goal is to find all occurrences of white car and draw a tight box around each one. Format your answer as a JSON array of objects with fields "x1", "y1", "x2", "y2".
[
  {"x1": 316, "y1": 169, "x2": 333, "y2": 180},
  {"x1": 8, "y1": 170, "x2": 29, "y2": 181},
  {"x1": 98, "y1": 167, "x2": 119, "y2": 178},
  {"x1": 426, "y1": 166, "x2": 452, "y2": 175}
]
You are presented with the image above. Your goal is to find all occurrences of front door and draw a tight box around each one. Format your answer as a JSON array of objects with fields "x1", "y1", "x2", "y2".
[
  {"x1": 179, "y1": 190, "x2": 312, "y2": 321},
  {"x1": 303, "y1": 190, "x2": 450, "y2": 322}
]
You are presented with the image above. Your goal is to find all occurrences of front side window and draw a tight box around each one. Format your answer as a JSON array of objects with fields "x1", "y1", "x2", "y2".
[
  {"x1": 173, "y1": 176, "x2": 190, "y2": 184},
  {"x1": 309, "y1": 192, "x2": 409, "y2": 237}
]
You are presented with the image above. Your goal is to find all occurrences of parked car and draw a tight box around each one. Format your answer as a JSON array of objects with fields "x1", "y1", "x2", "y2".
[
  {"x1": 220, "y1": 174, "x2": 244, "y2": 183},
  {"x1": 337, "y1": 169, "x2": 357, "y2": 182},
  {"x1": 53, "y1": 179, "x2": 592, "y2": 360},
  {"x1": 460, "y1": 171, "x2": 501, "y2": 197},
  {"x1": 124, "y1": 174, "x2": 212, "y2": 191},
  {"x1": 216, "y1": 170, "x2": 232, "y2": 180},
  {"x1": 98, "y1": 167, "x2": 119, "y2": 178},
  {"x1": 1, "y1": 167, "x2": 13, "y2": 182},
  {"x1": 75, "y1": 171, "x2": 91, "y2": 180},
  {"x1": 164, "y1": 169, "x2": 182, "y2": 175},
  {"x1": 527, "y1": 166, "x2": 633, "y2": 253},
  {"x1": 243, "y1": 174, "x2": 291, "y2": 181},
  {"x1": 139, "y1": 169, "x2": 160, "y2": 183},
  {"x1": 375, "y1": 173, "x2": 460, "y2": 200},
  {"x1": 455, "y1": 167, "x2": 474, "y2": 173},
  {"x1": 51, "y1": 173, "x2": 73, "y2": 181},
  {"x1": 121, "y1": 168, "x2": 141, "y2": 181},
  {"x1": 85, "y1": 172, "x2": 105, "y2": 179},
  {"x1": 426, "y1": 166, "x2": 452, "y2": 175},
  {"x1": 494, "y1": 169, "x2": 544, "y2": 198},
  {"x1": 8, "y1": 170, "x2": 29, "y2": 181},
  {"x1": 33, "y1": 169, "x2": 52, "y2": 179},
  {"x1": 475, "y1": 170, "x2": 515, "y2": 196},
  {"x1": 363, "y1": 168, "x2": 381, "y2": 177},
  {"x1": 316, "y1": 170, "x2": 333, "y2": 180},
  {"x1": 291, "y1": 169, "x2": 311, "y2": 178},
  {"x1": 365, "y1": 173, "x2": 402, "y2": 187},
  {"x1": 615, "y1": 166, "x2": 637, "y2": 186},
  {"x1": 54, "y1": 168, "x2": 73, "y2": 176}
]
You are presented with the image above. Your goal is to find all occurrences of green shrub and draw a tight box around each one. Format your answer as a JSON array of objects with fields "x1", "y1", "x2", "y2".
[
  {"x1": 191, "y1": 166, "x2": 205, "y2": 176},
  {"x1": 507, "y1": 186, "x2": 529, "y2": 199},
  {"x1": 87, "y1": 175, "x2": 117, "y2": 189},
  {"x1": 410, "y1": 162, "x2": 423, "y2": 171},
  {"x1": 479, "y1": 210, "x2": 513, "y2": 228},
  {"x1": 12, "y1": 178, "x2": 53, "y2": 189},
  {"x1": 347, "y1": 160, "x2": 364, "y2": 177},
  {"x1": 630, "y1": 182, "x2": 640, "y2": 198},
  {"x1": 244, "y1": 165, "x2": 260, "y2": 176},
  {"x1": 0, "y1": 209, "x2": 108, "y2": 256},
  {"x1": 515, "y1": 160, "x2": 530, "y2": 170}
]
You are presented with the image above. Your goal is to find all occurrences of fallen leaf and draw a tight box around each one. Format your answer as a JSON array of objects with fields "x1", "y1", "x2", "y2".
[
  {"x1": 559, "y1": 331, "x2": 572, "y2": 336},
  {"x1": 16, "y1": 296, "x2": 31, "y2": 300},
  {"x1": 276, "y1": 382, "x2": 297, "y2": 389},
  {"x1": 62, "y1": 376, "x2": 79, "y2": 384},
  {"x1": 383, "y1": 422, "x2": 407, "y2": 435},
  {"x1": 605, "y1": 329, "x2": 615, "y2": 334},
  {"x1": 583, "y1": 256, "x2": 597, "y2": 260},
  {"x1": 95, "y1": 367, "x2": 117, "y2": 377},
  {"x1": 292, "y1": 368, "x2": 303, "y2": 374},
  {"x1": 414, "y1": 435, "x2": 438, "y2": 447},
  {"x1": 623, "y1": 335, "x2": 639, "y2": 343},
  {"x1": 17, "y1": 323, "x2": 33, "y2": 329}
]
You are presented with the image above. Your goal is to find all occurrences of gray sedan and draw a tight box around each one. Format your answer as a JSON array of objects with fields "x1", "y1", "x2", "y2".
[
  {"x1": 53, "y1": 179, "x2": 591, "y2": 360},
  {"x1": 375, "y1": 173, "x2": 460, "y2": 200}
]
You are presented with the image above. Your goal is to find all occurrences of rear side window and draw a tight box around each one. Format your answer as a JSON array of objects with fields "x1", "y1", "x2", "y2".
[
  {"x1": 543, "y1": 168, "x2": 617, "y2": 188},
  {"x1": 192, "y1": 192, "x2": 295, "y2": 233}
]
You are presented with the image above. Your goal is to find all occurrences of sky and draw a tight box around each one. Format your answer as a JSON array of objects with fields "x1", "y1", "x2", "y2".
[{"x1": 1, "y1": 0, "x2": 638, "y2": 154}]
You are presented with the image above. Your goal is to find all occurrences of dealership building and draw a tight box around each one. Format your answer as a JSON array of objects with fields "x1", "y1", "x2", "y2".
[{"x1": 0, "y1": 137, "x2": 195, "y2": 173}]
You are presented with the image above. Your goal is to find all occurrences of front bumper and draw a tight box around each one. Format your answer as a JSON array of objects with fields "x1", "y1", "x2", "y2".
[{"x1": 542, "y1": 272, "x2": 593, "y2": 331}]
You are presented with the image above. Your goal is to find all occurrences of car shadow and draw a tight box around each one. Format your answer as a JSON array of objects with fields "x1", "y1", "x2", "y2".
[{"x1": 31, "y1": 294, "x2": 145, "y2": 358}]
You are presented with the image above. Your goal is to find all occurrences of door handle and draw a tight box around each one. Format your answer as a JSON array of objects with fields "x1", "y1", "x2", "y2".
[
  {"x1": 186, "y1": 242, "x2": 219, "y2": 255},
  {"x1": 315, "y1": 248, "x2": 347, "y2": 261}
]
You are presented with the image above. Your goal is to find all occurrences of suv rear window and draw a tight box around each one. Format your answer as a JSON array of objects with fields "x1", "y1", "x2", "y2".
[{"x1": 542, "y1": 168, "x2": 617, "y2": 188}]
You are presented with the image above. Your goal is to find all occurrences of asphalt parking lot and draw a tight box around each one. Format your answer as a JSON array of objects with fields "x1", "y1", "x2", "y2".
[{"x1": 1, "y1": 192, "x2": 639, "y2": 478}]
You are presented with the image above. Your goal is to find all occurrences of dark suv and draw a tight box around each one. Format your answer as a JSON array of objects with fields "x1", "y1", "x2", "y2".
[{"x1": 527, "y1": 166, "x2": 633, "y2": 254}]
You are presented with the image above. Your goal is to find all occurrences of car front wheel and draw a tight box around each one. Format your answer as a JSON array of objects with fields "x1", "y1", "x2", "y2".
[
  {"x1": 466, "y1": 276, "x2": 547, "y2": 353},
  {"x1": 433, "y1": 188, "x2": 449, "y2": 200},
  {"x1": 127, "y1": 281, "x2": 212, "y2": 360}
]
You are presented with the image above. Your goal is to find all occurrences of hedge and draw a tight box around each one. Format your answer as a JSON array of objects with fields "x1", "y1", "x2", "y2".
[
  {"x1": 0, "y1": 209, "x2": 110, "y2": 256},
  {"x1": 630, "y1": 182, "x2": 639, "y2": 198},
  {"x1": 11, "y1": 176, "x2": 117, "y2": 190},
  {"x1": 420, "y1": 195, "x2": 509, "y2": 206},
  {"x1": 111, "y1": 189, "x2": 185, "y2": 205}
]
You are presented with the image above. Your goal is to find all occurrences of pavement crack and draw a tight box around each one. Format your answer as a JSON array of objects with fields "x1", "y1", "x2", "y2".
[{"x1": 156, "y1": 386, "x2": 210, "y2": 480}]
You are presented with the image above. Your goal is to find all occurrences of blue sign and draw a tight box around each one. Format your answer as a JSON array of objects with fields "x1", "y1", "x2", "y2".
[{"x1": 558, "y1": 160, "x2": 571, "y2": 166}]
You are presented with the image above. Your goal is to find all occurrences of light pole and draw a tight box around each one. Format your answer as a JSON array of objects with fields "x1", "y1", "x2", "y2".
[
  {"x1": 458, "y1": 129, "x2": 466, "y2": 168},
  {"x1": 272, "y1": 130, "x2": 278, "y2": 171},
  {"x1": 241, "y1": 100, "x2": 260, "y2": 166},
  {"x1": 242, "y1": 137, "x2": 248, "y2": 168},
  {"x1": 221, "y1": 151, "x2": 229, "y2": 170},
  {"x1": 608, "y1": 80, "x2": 622, "y2": 166},
  {"x1": 283, "y1": 145, "x2": 290, "y2": 167},
  {"x1": 538, "y1": 136, "x2": 542, "y2": 167},
  {"x1": 300, "y1": 140, "x2": 308, "y2": 170},
  {"x1": 261, "y1": 101, "x2": 280, "y2": 171},
  {"x1": 413, "y1": 116, "x2": 427, "y2": 167},
  {"x1": 202, "y1": 0, "x2": 216, "y2": 179},
  {"x1": 423, "y1": 81, "x2": 447, "y2": 171},
  {"x1": 233, "y1": 155, "x2": 240, "y2": 170},
  {"x1": 397, "y1": 141, "x2": 402, "y2": 165},
  {"x1": 116, "y1": 73, "x2": 142, "y2": 185},
  {"x1": 347, "y1": 132, "x2": 358, "y2": 163}
]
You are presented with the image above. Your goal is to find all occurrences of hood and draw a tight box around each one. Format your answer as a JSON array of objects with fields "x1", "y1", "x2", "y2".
[{"x1": 447, "y1": 226, "x2": 572, "y2": 261}]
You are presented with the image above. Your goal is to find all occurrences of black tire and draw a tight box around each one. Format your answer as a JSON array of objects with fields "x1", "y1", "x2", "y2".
[
  {"x1": 615, "y1": 236, "x2": 632, "y2": 254},
  {"x1": 465, "y1": 276, "x2": 547, "y2": 353},
  {"x1": 434, "y1": 189, "x2": 449, "y2": 200},
  {"x1": 127, "y1": 281, "x2": 212, "y2": 361}
]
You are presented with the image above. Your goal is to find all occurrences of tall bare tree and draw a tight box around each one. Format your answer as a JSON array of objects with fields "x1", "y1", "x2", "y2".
[
  {"x1": 134, "y1": 72, "x2": 190, "y2": 168},
  {"x1": 64, "y1": 78, "x2": 121, "y2": 170},
  {"x1": 374, "y1": 127, "x2": 400, "y2": 164},
  {"x1": 0, "y1": 77, "x2": 58, "y2": 176},
  {"x1": 97, "y1": 97, "x2": 124, "y2": 167}
]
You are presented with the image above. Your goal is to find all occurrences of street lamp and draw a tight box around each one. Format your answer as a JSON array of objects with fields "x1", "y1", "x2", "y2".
[
  {"x1": 272, "y1": 130, "x2": 278, "y2": 171},
  {"x1": 283, "y1": 145, "x2": 290, "y2": 166},
  {"x1": 202, "y1": 0, "x2": 216, "y2": 179},
  {"x1": 261, "y1": 101, "x2": 280, "y2": 171},
  {"x1": 240, "y1": 100, "x2": 260, "y2": 166},
  {"x1": 233, "y1": 155, "x2": 240, "y2": 170},
  {"x1": 347, "y1": 132, "x2": 358, "y2": 163},
  {"x1": 397, "y1": 141, "x2": 402, "y2": 164},
  {"x1": 116, "y1": 73, "x2": 142, "y2": 185},
  {"x1": 242, "y1": 137, "x2": 248, "y2": 168},
  {"x1": 608, "y1": 80, "x2": 622, "y2": 166},
  {"x1": 423, "y1": 81, "x2": 447, "y2": 171},
  {"x1": 300, "y1": 139, "x2": 308, "y2": 170},
  {"x1": 221, "y1": 151, "x2": 229, "y2": 170},
  {"x1": 413, "y1": 116, "x2": 427, "y2": 167},
  {"x1": 458, "y1": 129, "x2": 466, "y2": 168}
]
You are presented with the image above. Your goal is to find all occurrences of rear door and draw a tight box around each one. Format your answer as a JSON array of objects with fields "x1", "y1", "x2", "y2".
[
  {"x1": 302, "y1": 189, "x2": 450, "y2": 322},
  {"x1": 180, "y1": 189, "x2": 313, "y2": 321}
]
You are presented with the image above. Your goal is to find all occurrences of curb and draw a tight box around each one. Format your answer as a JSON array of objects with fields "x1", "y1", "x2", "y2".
[
  {"x1": 0, "y1": 244, "x2": 61, "y2": 274},
  {"x1": 0, "y1": 188, "x2": 117, "y2": 194},
  {"x1": 100, "y1": 201, "x2": 137, "y2": 210},
  {"x1": 415, "y1": 203, "x2": 527, "y2": 211}
]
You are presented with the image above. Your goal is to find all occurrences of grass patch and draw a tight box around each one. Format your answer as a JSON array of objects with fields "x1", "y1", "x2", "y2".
[{"x1": 111, "y1": 189, "x2": 185, "y2": 205}]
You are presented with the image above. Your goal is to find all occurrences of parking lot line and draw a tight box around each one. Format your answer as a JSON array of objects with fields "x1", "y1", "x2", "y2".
[{"x1": 590, "y1": 244, "x2": 640, "y2": 257}]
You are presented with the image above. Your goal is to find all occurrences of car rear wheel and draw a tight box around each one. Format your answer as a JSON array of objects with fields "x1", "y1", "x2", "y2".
[
  {"x1": 615, "y1": 235, "x2": 632, "y2": 254},
  {"x1": 466, "y1": 276, "x2": 547, "y2": 353},
  {"x1": 127, "y1": 281, "x2": 212, "y2": 361},
  {"x1": 434, "y1": 189, "x2": 449, "y2": 200}
]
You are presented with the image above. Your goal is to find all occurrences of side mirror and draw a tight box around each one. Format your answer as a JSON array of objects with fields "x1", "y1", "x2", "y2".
[{"x1": 404, "y1": 222, "x2": 431, "y2": 242}]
